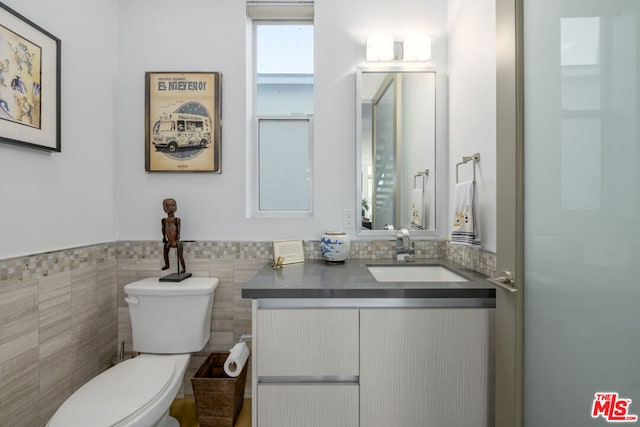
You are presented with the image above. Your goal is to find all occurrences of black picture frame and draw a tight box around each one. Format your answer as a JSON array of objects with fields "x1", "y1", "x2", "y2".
[{"x1": 0, "y1": 2, "x2": 61, "y2": 152}]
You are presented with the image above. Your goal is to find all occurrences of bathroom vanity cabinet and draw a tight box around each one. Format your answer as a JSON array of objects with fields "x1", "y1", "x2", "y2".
[
  {"x1": 253, "y1": 306, "x2": 493, "y2": 427},
  {"x1": 243, "y1": 260, "x2": 496, "y2": 427}
]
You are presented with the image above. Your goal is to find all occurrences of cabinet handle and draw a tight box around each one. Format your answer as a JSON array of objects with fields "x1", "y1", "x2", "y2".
[{"x1": 259, "y1": 375, "x2": 359, "y2": 384}]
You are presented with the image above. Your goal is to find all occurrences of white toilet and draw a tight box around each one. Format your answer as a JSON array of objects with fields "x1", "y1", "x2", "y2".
[{"x1": 47, "y1": 277, "x2": 219, "y2": 427}]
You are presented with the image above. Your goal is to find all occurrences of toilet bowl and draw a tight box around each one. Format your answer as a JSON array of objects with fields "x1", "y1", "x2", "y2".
[
  {"x1": 46, "y1": 354, "x2": 189, "y2": 427},
  {"x1": 46, "y1": 277, "x2": 218, "y2": 427}
]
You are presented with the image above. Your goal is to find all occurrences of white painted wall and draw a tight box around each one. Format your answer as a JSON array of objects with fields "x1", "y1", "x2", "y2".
[
  {"x1": 447, "y1": 0, "x2": 497, "y2": 252},
  {"x1": 0, "y1": 0, "x2": 117, "y2": 259},
  {"x1": 1, "y1": 0, "x2": 495, "y2": 259},
  {"x1": 115, "y1": 0, "x2": 448, "y2": 242}
]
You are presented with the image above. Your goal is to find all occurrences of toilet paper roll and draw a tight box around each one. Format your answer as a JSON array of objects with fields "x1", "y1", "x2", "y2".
[{"x1": 224, "y1": 341, "x2": 250, "y2": 377}]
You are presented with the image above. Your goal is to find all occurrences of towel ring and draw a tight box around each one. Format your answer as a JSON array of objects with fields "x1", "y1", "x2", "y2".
[
  {"x1": 456, "y1": 153, "x2": 480, "y2": 183},
  {"x1": 413, "y1": 169, "x2": 430, "y2": 189}
]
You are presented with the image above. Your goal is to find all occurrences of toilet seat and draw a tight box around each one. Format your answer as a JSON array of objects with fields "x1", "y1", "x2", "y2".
[{"x1": 47, "y1": 354, "x2": 188, "y2": 427}]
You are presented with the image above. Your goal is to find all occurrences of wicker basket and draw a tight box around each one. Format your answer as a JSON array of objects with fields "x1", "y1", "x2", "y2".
[{"x1": 191, "y1": 352, "x2": 248, "y2": 427}]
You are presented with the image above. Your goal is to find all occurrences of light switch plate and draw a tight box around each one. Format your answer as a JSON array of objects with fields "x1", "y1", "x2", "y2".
[{"x1": 343, "y1": 209, "x2": 355, "y2": 227}]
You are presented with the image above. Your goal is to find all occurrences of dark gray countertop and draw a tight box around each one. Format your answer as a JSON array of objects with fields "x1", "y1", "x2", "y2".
[{"x1": 241, "y1": 259, "x2": 496, "y2": 299}]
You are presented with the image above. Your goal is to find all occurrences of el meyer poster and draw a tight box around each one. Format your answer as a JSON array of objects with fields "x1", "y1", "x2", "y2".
[{"x1": 145, "y1": 71, "x2": 221, "y2": 172}]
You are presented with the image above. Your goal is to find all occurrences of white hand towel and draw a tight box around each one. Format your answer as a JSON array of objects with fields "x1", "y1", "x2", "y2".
[{"x1": 450, "y1": 180, "x2": 481, "y2": 247}]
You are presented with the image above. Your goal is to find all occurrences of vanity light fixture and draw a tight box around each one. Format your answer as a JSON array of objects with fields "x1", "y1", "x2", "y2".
[
  {"x1": 365, "y1": 34, "x2": 431, "y2": 62},
  {"x1": 403, "y1": 34, "x2": 431, "y2": 61},
  {"x1": 366, "y1": 35, "x2": 395, "y2": 61}
]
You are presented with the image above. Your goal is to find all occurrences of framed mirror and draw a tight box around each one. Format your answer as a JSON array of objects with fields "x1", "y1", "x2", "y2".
[{"x1": 356, "y1": 67, "x2": 437, "y2": 235}]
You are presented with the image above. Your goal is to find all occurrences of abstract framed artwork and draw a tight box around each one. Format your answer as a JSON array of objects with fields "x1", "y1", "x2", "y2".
[
  {"x1": 145, "y1": 71, "x2": 222, "y2": 172},
  {"x1": 0, "y1": 2, "x2": 61, "y2": 152}
]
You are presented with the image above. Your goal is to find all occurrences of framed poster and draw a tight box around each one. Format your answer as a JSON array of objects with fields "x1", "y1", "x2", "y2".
[
  {"x1": 145, "y1": 71, "x2": 222, "y2": 172},
  {"x1": 0, "y1": 2, "x2": 61, "y2": 152}
]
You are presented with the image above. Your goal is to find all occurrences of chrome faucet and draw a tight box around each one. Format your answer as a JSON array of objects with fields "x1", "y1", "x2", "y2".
[{"x1": 396, "y1": 227, "x2": 415, "y2": 261}]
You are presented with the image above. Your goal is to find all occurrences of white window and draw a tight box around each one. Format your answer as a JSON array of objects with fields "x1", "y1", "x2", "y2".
[
  {"x1": 247, "y1": 2, "x2": 314, "y2": 217},
  {"x1": 258, "y1": 117, "x2": 311, "y2": 211}
]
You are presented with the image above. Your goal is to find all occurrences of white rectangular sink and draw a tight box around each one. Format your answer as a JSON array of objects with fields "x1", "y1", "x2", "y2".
[{"x1": 367, "y1": 265, "x2": 468, "y2": 282}]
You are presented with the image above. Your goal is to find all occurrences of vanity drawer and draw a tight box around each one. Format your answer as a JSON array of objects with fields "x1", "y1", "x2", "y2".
[
  {"x1": 257, "y1": 383, "x2": 359, "y2": 427},
  {"x1": 256, "y1": 308, "x2": 359, "y2": 376}
]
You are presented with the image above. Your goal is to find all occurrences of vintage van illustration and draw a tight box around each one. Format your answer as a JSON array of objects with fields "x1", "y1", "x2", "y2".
[{"x1": 152, "y1": 112, "x2": 211, "y2": 153}]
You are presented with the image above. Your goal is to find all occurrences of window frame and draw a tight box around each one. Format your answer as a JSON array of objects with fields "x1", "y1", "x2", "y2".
[{"x1": 249, "y1": 19, "x2": 314, "y2": 218}]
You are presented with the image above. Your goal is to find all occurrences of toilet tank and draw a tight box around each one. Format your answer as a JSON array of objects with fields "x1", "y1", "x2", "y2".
[{"x1": 124, "y1": 277, "x2": 218, "y2": 354}]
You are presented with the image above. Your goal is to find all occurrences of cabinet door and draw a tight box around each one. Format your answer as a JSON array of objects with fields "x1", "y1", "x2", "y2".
[
  {"x1": 360, "y1": 308, "x2": 494, "y2": 427},
  {"x1": 257, "y1": 308, "x2": 359, "y2": 376},
  {"x1": 258, "y1": 383, "x2": 359, "y2": 427}
]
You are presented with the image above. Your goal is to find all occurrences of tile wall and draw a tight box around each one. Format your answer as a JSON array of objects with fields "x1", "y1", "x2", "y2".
[
  {"x1": 0, "y1": 244, "x2": 118, "y2": 427},
  {"x1": 0, "y1": 239, "x2": 495, "y2": 425}
]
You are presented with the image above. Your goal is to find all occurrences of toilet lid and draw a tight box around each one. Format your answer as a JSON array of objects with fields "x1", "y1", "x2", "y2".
[
  {"x1": 48, "y1": 356, "x2": 176, "y2": 427},
  {"x1": 124, "y1": 277, "x2": 218, "y2": 296}
]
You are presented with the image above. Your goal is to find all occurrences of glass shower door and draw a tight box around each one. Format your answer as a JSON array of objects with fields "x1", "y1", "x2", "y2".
[{"x1": 523, "y1": 1, "x2": 640, "y2": 425}]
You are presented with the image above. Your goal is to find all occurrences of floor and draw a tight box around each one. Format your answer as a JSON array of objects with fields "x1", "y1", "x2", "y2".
[{"x1": 170, "y1": 398, "x2": 252, "y2": 427}]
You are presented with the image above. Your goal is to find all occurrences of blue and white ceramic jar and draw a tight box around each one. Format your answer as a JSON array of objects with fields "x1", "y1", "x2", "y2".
[{"x1": 320, "y1": 231, "x2": 350, "y2": 263}]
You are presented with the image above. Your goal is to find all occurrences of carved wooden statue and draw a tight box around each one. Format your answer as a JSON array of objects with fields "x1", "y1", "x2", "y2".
[{"x1": 161, "y1": 198, "x2": 186, "y2": 274}]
